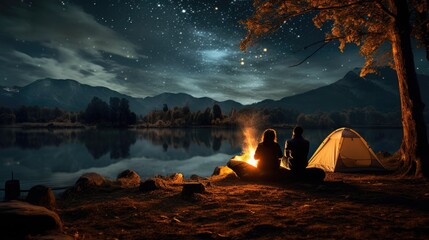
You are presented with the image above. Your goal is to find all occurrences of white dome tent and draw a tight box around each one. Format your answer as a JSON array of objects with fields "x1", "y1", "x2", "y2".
[{"x1": 308, "y1": 128, "x2": 386, "y2": 172}]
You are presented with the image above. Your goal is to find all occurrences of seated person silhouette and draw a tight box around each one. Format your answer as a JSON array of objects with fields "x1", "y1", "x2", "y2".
[
  {"x1": 284, "y1": 126, "x2": 310, "y2": 175},
  {"x1": 254, "y1": 129, "x2": 283, "y2": 175}
]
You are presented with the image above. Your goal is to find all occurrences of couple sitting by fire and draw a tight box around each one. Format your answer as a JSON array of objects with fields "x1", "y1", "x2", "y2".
[{"x1": 254, "y1": 126, "x2": 309, "y2": 176}]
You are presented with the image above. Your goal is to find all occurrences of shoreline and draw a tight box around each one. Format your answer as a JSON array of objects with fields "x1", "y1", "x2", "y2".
[
  {"x1": 0, "y1": 123, "x2": 406, "y2": 130},
  {"x1": 2, "y1": 157, "x2": 429, "y2": 239}
]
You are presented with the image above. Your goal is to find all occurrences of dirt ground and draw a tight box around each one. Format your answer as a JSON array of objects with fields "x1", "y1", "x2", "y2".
[{"x1": 57, "y1": 171, "x2": 429, "y2": 240}]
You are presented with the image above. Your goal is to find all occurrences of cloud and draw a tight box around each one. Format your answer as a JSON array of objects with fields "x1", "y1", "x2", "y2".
[
  {"x1": 200, "y1": 49, "x2": 231, "y2": 63},
  {"x1": 10, "y1": 47, "x2": 130, "y2": 92},
  {"x1": 0, "y1": 1, "x2": 144, "y2": 93},
  {"x1": 0, "y1": 1, "x2": 139, "y2": 59}
]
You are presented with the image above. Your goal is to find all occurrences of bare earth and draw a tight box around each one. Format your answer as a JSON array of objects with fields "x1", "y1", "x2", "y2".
[{"x1": 57, "y1": 172, "x2": 429, "y2": 240}]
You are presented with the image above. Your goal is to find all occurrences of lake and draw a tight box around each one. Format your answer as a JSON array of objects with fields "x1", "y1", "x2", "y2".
[{"x1": 0, "y1": 127, "x2": 403, "y2": 193}]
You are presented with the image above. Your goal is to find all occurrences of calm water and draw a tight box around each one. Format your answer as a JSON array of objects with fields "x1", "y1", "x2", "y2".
[{"x1": 0, "y1": 127, "x2": 402, "y2": 192}]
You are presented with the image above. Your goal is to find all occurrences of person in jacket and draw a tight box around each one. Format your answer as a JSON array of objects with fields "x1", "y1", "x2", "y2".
[
  {"x1": 284, "y1": 126, "x2": 310, "y2": 175},
  {"x1": 254, "y1": 129, "x2": 283, "y2": 173}
]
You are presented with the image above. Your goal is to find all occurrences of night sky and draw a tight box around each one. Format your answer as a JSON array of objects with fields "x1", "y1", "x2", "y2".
[{"x1": 0, "y1": 0, "x2": 427, "y2": 104}]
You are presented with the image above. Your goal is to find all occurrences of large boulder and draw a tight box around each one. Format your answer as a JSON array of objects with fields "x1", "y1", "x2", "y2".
[
  {"x1": 139, "y1": 178, "x2": 167, "y2": 192},
  {"x1": 74, "y1": 172, "x2": 107, "y2": 192},
  {"x1": 61, "y1": 172, "x2": 108, "y2": 198},
  {"x1": 227, "y1": 160, "x2": 261, "y2": 180},
  {"x1": 26, "y1": 185, "x2": 56, "y2": 210},
  {"x1": 117, "y1": 169, "x2": 141, "y2": 188},
  {"x1": 0, "y1": 201, "x2": 63, "y2": 238}
]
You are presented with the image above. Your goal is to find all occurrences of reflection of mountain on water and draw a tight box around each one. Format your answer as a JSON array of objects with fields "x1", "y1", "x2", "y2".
[
  {"x1": 0, "y1": 129, "x2": 138, "y2": 160},
  {"x1": 136, "y1": 128, "x2": 242, "y2": 157},
  {"x1": 0, "y1": 129, "x2": 65, "y2": 149},
  {"x1": 0, "y1": 128, "x2": 244, "y2": 173},
  {"x1": 79, "y1": 129, "x2": 137, "y2": 159},
  {"x1": 130, "y1": 128, "x2": 242, "y2": 161}
]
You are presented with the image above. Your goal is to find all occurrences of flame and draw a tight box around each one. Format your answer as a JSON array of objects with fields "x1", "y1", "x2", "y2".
[{"x1": 232, "y1": 127, "x2": 259, "y2": 167}]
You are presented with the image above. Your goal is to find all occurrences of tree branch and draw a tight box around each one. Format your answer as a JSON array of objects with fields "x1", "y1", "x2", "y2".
[
  {"x1": 374, "y1": 0, "x2": 396, "y2": 18},
  {"x1": 302, "y1": 37, "x2": 345, "y2": 50},
  {"x1": 289, "y1": 41, "x2": 329, "y2": 67},
  {"x1": 311, "y1": 0, "x2": 372, "y2": 11}
]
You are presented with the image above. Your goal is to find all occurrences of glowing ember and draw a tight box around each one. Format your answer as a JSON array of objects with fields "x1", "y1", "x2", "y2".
[{"x1": 232, "y1": 127, "x2": 259, "y2": 167}]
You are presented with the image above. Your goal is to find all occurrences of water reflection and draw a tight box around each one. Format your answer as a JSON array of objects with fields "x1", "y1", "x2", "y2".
[
  {"x1": 137, "y1": 128, "x2": 242, "y2": 153},
  {"x1": 0, "y1": 127, "x2": 404, "y2": 193},
  {"x1": 79, "y1": 130, "x2": 137, "y2": 159}
]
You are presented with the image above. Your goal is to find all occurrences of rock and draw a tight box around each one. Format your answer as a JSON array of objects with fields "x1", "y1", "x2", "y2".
[
  {"x1": 211, "y1": 165, "x2": 239, "y2": 181},
  {"x1": 62, "y1": 172, "x2": 108, "y2": 198},
  {"x1": 168, "y1": 173, "x2": 184, "y2": 184},
  {"x1": 227, "y1": 159, "x2": 266, "y2": 180},
  {"x1": 139, "y1": 178, "x2": 167, "y2": 192},
  {"x1": 190, "y1": 175, "x2": 206, "y2": 181},
  {"x1": 26, "y1": 185, "x2": 56, "y2": 210},
  {"x1": 212, "y1": 166, "x2": 235, "y2": 176},
  {"x1": 75, "y1": 172, "x2": 106, "y2": 192},
  {"x1": 181, "y1": 182, "x2": 205, "y2": 196},
  {"x1": 117, "y1": 169, "x2": 141, "y2": 187},
  {"x1": 0, "y1": 201, "x2": 63, "y2": 238}
]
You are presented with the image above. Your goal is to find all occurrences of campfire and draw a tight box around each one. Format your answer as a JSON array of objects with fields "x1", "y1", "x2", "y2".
[{"x1": 231, "y1": 127, "x2": 259, "y2": 167}]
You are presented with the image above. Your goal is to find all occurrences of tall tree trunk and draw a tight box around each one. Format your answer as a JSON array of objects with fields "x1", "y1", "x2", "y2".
[{"x1": 390, "y1": 0, "x2": 429, "y2": 177}]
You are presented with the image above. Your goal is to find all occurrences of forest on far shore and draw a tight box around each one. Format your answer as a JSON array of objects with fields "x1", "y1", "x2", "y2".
[{"x1": 1, "y1": 96, "x2": 428, "y2": 128}]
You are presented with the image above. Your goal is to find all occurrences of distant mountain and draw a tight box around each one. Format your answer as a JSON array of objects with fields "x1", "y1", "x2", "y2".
[
  {"x1": 2, "y1": 68, "x2": 428, "y2": 116},
  {"x1": 251, "y1": 68, "x2": 429, "y2": 113},
  {"x1": 0, "y1": 78, "x2": 243, "y2": 116}
]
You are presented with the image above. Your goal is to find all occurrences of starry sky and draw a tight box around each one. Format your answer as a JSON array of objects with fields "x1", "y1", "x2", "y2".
[{"x1": 0, "y1": 0, "x2": 427, "y2": 104}]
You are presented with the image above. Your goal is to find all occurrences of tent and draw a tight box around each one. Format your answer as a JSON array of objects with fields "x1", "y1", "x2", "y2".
[{"x1": 308, "y1": 128, "x2": 386, "y2": 172}]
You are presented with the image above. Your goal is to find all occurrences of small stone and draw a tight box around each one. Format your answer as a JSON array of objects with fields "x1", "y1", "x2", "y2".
[
  {"x1": 168, "y1": 173, "x2": 184, "y2": 184},
  {"x1": 139, "y1": 178, "x2": 167, "y2": 192},
  {"x1": 117, "y1": 169, "x2": 141, "y2": 188},
  {"x1": 211, "y1": 166, "x2": 239, "y2": 182},
  {"x1": 181, "y1": 182, "x2": 205, "y2": 196},
  {"x1": 26, "y1": 185, "x2": 56, "y2": 210},
  {"x1": 212, "y1": 166, "x2": 234, "y2": 176},
  {"x1": 190, "y1": 175, "x2": 206, "y2": 181}
]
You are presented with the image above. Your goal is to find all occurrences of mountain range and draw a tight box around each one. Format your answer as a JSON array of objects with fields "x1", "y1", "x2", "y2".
[
  {"x1": 1, "y1": 68, "x2": 428, "y2": 115},
  {"x1": 252, "y1": 67, "x2": 429, "y2": 113},
  {"x1": 0, "y1": 79, "x2": 242, "y2": 116}
]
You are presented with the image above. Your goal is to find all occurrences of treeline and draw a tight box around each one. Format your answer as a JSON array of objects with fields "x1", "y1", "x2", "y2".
[
  {"x1": 296, "y1": 107, "x2": 403, "y2": 128},
  {"x1": 0, "y1": 96, "x2": 137, "y2": 127},
  {"x1": 2, "y1": 98, "x2": 428, "y2": 128},
  {"x1": 0, "y1": 106, "x2": 80, "y2": 125},
  {"x1": 83, "y1": 97, "x2": 137, "y2": 126},
  {"x1": 141, "y1": 104, "x2": 411, "y2": 128},
  {"x1": 142, "y1": 104, "x2": 231, "y2": 127}
]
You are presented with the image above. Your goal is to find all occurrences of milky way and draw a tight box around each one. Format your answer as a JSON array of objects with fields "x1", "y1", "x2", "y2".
[{"x1": 0, "y1": 0, "x2": 427, "y2": 104}]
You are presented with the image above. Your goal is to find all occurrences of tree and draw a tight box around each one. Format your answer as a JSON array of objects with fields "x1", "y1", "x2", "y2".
[
  {"x1": 241, "y1": 0, "x2": 429, "y2": 177},
  {"x1": 84, "y1": 97, "x2": 109, "y2": 124},
  {"x1": 213, "y1": 103, "x2": 223, "y2": 120},
  {"x1": 163, "y1": 104, "x2": 169, "y2": 112},
  {"x1": 119, "y1": 98, "x2": 133, "y2": 125},
  {"x1": 0, "y1": 107, "x2": 15, "y2": 125},
  {"x1": 110, "y1": 97, "x2": 121, "y2": 124}
]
